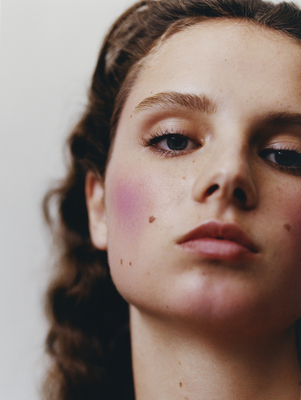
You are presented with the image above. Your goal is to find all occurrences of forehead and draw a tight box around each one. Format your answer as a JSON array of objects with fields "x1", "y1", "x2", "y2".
[
  {"x1": 144, "y1": 20, "x2": 301, "y2": 90},
  {"x1": 145, "y1": 19, "x2": 301, "y2": 73},
  {"x1": 115, "y1": 19, "x2": 301, "y2": 130}
]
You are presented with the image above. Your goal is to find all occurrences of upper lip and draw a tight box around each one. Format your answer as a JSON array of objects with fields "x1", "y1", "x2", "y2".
[{"x1": 178, "y1": 220, "x2": 259, "y2": 253}]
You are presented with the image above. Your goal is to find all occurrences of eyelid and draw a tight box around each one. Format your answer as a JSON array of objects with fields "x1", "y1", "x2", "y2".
[
  {"x1": 260, "y1": 132, "x2": 301, "y2": 149},
  {"x1": 262, "y1": 142, "x2": 301, "y2": 154}
]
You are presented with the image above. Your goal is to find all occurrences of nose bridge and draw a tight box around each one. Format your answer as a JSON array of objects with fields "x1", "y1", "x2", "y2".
[
  {"x1": 193, "y1": 134, "x2": 257, "y2": 210},
  {"x1": 217, "y1": 140, "x2": 248, "y2": 180}
]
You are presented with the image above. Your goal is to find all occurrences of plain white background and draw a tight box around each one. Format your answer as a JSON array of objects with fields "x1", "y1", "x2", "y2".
[{"x1": 1, "y1": 0, "x2": 301, "y2": 399}]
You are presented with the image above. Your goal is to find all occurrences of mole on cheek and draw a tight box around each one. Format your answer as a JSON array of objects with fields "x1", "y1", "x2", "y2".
[
  {"x1": 284, "y1": 223, "x2": 291, "y2": 232},
  {"x1": 149, "y1": 216, "x2": 156, "y2": 223}
]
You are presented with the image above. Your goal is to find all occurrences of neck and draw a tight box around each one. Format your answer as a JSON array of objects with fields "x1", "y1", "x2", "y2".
[{"x1": 130, "y1": 307, "x2": 300, "y2": 400}]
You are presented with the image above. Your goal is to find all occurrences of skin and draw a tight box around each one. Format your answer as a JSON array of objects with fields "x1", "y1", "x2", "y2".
[{"x1": 86, "y1": 20, "x2": 301, "y2": 399}]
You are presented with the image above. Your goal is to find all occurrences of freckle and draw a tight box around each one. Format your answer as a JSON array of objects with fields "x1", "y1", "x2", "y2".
[
  {"x1": 120, "y1": 259, "x2": 123, "y2": 265},
  {"x1": 179, "y1": 382, "x2": 182, "y2": 387},
  {"x1": 182, "y1": 176, "x2": 186, "y2": 180},
  {"x1": 149, "y1": 215, "x2": 156, "y2": 223},
  {"x1": 192, "y1": 160, "x2": 195, "y2": 163},
  {"x1": 129, "y1": 261, "x2": 132, "y2": 266},
  {"x1": 130, "y1": 114, "x2": 132, "y2": 118},
  {"x1": 284, "y1": 223, "x2": 291, "y2": 232},
  {"x1": 178, "y1": 361, "x2": 181, "y2": 365}
]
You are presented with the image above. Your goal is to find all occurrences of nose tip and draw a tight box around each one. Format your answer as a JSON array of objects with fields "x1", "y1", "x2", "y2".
[
  {"x1": 195, "y1": 169, "x2": 257, "y2": 210},
  {"x1": 205, "y1": 184, "x2": 248, "y2": 205}
]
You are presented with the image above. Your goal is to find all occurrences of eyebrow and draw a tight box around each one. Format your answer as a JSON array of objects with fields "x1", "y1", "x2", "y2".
[
  {"x1": 133, "y1": 92, "x2": 301, "y2": 127},
  {"x1": 133, "y1": 91, "x2": 217, "y2": 115},
  {"x1": 263, "y1": 112, "x2": 301, "y2": 126}
]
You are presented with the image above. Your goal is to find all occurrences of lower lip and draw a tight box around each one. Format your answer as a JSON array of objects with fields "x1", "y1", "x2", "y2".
[{"x1": 180, "y1": 238, "x2": 253, "y2": 261}]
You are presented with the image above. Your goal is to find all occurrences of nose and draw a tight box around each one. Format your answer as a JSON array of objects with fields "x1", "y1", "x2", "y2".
[{"x1": 192, "y1": 145, "x2": 257, "y2": 211}]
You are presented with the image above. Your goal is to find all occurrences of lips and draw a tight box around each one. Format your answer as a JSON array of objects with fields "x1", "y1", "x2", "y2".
[{"x1": 178, "y1": 220, "x2": 258, "y2": 261}]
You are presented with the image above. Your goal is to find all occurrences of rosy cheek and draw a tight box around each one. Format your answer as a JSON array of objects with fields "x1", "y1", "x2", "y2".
[{"x1": 107, "y1": 177, "x2": 151, "y2": 238}]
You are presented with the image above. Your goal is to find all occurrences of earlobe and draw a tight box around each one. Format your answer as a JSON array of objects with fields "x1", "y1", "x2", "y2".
[{"x1": 85, "y1": 171, "x2": 108, "y2": 251}]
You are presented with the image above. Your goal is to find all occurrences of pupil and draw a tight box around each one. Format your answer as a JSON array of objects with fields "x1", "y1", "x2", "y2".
[
  {"x1": 275, "y1": 150, "x2": 297, "y2": 167},
  {"x1": 167, "y1": 135, "x2": 188, "y2": 151}
]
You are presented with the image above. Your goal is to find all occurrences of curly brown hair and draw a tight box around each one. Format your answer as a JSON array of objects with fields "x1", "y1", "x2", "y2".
[{"x1": 43, "y1": 1, "x2": 301, "y2": 399}]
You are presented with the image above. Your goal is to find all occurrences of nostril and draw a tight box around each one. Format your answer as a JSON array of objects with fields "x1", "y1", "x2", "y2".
[
  {"x1": 234, "y1": 187, "x2": 246, "y2": 203},
  {"x1": 206, "y1": 184, "x2": 219, "y2": 196}
]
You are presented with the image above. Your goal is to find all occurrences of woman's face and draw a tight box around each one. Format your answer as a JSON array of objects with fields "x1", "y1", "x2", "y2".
[{"x1": 91, "y1": 20, "x2": 301, "y2": 336}]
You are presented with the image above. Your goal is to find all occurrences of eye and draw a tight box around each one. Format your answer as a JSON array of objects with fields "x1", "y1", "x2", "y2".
[
  {"x1": 149, "y1": 133, "x2": 199, "y2": 154},
  {"x1": 165, "y1": 135, "x2": 189, "y2": 150},
  {"x1": 260, "y1": 149, "x2": 301, "y2": 169}
]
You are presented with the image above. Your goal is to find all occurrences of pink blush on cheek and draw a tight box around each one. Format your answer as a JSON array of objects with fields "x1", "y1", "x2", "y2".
[{"x1": 109, "y1": 179, "x2": 150, "y2": 236}]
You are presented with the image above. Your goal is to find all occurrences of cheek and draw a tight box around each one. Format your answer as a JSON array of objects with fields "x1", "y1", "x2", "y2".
[
  {"x1": 283, "y1": 201, "x2": 301, "y2": 297},
  {"x1": 270, "y1": 191, "x2": 301, "y2": 315},
  {"x1": 104, "y1": 171, "x2": 158, "y2": 300},
  {"x1": 282, "y1": 194, "x2": 301, "y2": 248},
  {"x1": 264, "y1": 181, "x2": 301, "y2": 251},
  {"x1": 106, "y1": 177, "x2": 151, "y2": 239},
  {"x1": 104, "y1": 163, "x2": 184, "y2": 302},
  {"x1": 112, "y1": 182, "x2": 143, "y2": 227}
]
